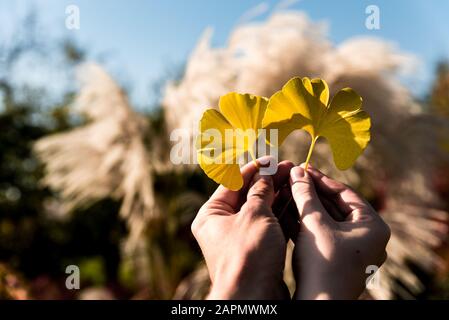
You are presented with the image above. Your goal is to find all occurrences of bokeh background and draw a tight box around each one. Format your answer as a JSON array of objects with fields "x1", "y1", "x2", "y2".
[{"x1": 1, "y1": 0, "x2": 449, "y2": 300}]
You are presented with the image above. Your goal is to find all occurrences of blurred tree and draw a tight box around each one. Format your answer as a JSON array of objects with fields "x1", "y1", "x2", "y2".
[
  {"x1": 430, "y1": 61, "x2": 449, "y2": 118},
  {"x1": 0, "y1": 13, "x2": 128, "y2": 299},
  {"x1": 420, "y1": 59, "x2": 449, "y2": 300}
]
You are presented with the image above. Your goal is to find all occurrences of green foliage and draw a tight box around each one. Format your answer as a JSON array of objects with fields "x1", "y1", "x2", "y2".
[
  {"x1": 431, "y1": 61, "x2": 449, "y2": 118},
  {"x1": 0, "y1": 16, "x2": 130, "y2": 297}
]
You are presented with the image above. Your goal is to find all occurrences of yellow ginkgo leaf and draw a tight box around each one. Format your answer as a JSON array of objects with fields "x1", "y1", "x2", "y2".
[
  {"x1": 196, "y1": 92, "x2": 268, "y2": 190},
  {"x1": 263, "y1": 77, "x2": 371, "y2": 170}
]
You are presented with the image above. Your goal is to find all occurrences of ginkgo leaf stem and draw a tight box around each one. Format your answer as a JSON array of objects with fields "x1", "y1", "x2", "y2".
[{"x1": 304, "y1": 136, "x2": 318, "y2": 170}]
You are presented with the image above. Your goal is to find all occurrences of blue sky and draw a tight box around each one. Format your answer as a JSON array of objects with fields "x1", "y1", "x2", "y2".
[{"x1": 1, "y1": 0, "x2": 449, "y2": 108}]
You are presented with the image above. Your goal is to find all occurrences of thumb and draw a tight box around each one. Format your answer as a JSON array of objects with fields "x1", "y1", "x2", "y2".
[
  {"x1": 247, "y1": 172, "x2": 275, "y2": 209},
  {"x1": 290, "y1": 166, "x2": 333, "y2": 232}
]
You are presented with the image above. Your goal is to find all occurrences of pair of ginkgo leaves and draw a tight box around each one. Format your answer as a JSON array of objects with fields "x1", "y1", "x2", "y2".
[{"x1": 196, "y1": 77, "x2": 371, "y2": 191}]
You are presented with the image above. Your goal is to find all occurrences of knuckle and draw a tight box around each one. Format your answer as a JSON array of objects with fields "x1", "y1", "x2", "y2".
[
  {"x1": 248, "y1": 190, "x2": 267, "y2": 202},
  {"x1": 190, "y1": 218, "x2": 200, "y2": 237},
  {"x1": 242, "y1": 201, "x2": 262, "y2": 214},
  {"x1": 191, "y1": 210, "x2": 206, "y2": 238},
  {"x1": 371, "y1": 215, "x2": 391, "y2": 246}
]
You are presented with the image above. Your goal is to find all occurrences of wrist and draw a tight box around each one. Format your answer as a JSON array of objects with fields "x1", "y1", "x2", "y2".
[
  {"x1": 294, "y1": 276, "x2": 363, "y2": 300},
  {"x1": 208, "y1": 277, "x2": 283, "y2": 300},
  {"x1": 207, "y1": 258, "x2": 283, "y2": 299},
  {"x1": 207, "y1": 267, "x2": 266, "y2": 299}
]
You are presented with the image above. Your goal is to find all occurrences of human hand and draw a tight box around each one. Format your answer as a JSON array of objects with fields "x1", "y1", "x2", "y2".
[
  {"x1": 191, "y1": 158, "x2": 293, "y2": 299},
  {"x1": 287, "y1": 165, "x2": 390, "y2": 300}
]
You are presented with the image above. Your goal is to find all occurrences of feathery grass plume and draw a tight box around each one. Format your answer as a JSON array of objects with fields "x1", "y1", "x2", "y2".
[
  {"x1": 34, "y1": 63, "x2": 158, "y2": 250},
  {"x1": 173, "y1": 263, "x2": 210, "y2": 300},
  {"x1": 163, "y1": 11, "x2": 449, "y2": 299}
]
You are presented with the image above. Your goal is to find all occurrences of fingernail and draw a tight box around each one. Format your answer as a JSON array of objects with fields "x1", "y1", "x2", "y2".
[{"x1": 291, "y1": 167, "x2": 305, "y2": 180}]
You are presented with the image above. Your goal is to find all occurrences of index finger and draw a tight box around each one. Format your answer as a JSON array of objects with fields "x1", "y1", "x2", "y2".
[{"x1": 306, "y1": 165, "x2": 374, "y2": 218}]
